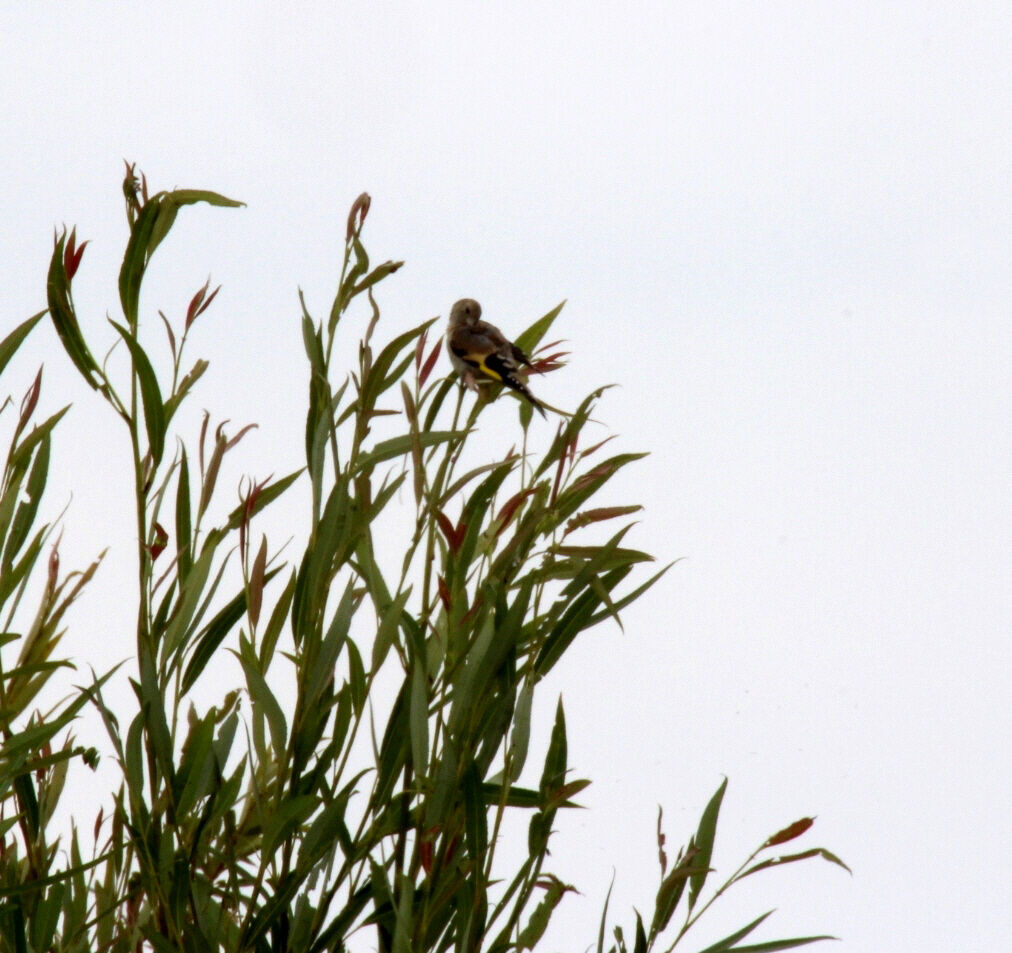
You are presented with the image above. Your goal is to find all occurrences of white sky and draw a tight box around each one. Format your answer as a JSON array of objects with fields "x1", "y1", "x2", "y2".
[{"x1": 3, "y1": 2, "x2": 1010, "y2": 950}]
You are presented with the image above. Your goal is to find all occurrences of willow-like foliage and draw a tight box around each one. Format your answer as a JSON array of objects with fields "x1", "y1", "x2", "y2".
[{"x1": 0, "y1": 169, "x2": 845, "y2": 953}]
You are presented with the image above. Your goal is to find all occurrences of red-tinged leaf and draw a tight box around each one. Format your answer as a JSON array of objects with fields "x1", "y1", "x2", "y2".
[
  {"x1": 550, "y1": 434, "x2": 576, "y2": 505},
  {"x1": 63, "y1": 228, "x2": 89, "y2": 280},
  {"x1": 242, "y1": 475, "x2": 270, "y2": 523},
  {"x1": 225, "y1": 422, "x2": 258, "y2": 452},
  {"x1": 48, "y1": 230, "x2": 102, "y2": 389},
  {"x1": 517, "y1": 875, "x2": 579, "y2": 949},
  {"x1": 657, "y1": 805, "x2": 668, "y2": 876},
  {"x1": 445, "y1": 834, "x2": 459, "y2": 865},
  {"x1": 249, "y1": 535, "x2": 267, "y2": 628},
  {"x1": 420, "y1": 837, "x2": 434, "y2": 874},
  {"x1": 147, "y1": 522, "x2": 169, "y2": 561},
  {"x1": 419, "y1": 338, "x2": 442, "y2": 388},
  {"x1": 495, "y1": 487, "x2": 538, "y2": 536},
  {"x1": 546, "y1": 778, "x2": 591, "y2": 809},
  {"x1": 17, "y1": 368, "x2": 43, "y2": 436},
  {"x1": 158, "y1": 310, "x2": 178, "y2": 363},
  {"x1": 437, "y1": 575, "x2": 451, "y2": 611},
  {"x1": 529, "y1": 348, "x2": 569, "y2": 374},
  {"x1": 414, "y1": 326, "x2": 428, "y2": 369},
  {"x1": 564, "y1": 505, "x2": 643, "y2": 536},
  {"x1": 186, "y1": 277, "x2": 221, "y2": 329},
  {"x1": 435, "y1": 510, "x2": 465, "y2": 554},
  {"x1": 93, "y1": 806, "x2": 104, "y2": 843},
  {"x1": 578, "y1": 435, "x2": 618, "y2": 461},
  {"x1": 237, "y1": 475, "x2": 269, "y2": 564},
  {"x1": 650, "y1": 846, "x2": 704, "y2": 938},
  {"x1": 123, "y1": 160, "x2": 142, "y2": 218},
  {"x1": 198, "y1": 411, "x2": 211, "y2": 477},
  {"x1": 739, "y1": 846, "x2": 852, "y2": 880},
  {"x1": 435, "y1": 509, "x2": 455, "y2": 543},
  {"x1": 530, "y1": 338, "x2": 567, "y2": 367},
  {"x1": 346, "y1": 192, "x2": 371, "y2": 241},
  {"x1": 47, "y1": 535, "x2": 61, "y2": 587},
  {"x1": 764, "y1": 817, "x2": 815, "y2": 848}
]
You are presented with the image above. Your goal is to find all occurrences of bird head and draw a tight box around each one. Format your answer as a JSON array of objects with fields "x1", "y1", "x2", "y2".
[{"x1": 449, "y1": 298, "x2": 482, "y2": 328}]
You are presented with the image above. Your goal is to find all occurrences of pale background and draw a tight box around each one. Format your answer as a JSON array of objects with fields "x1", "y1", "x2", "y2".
[{"x1": 3, "y1": 2, "x2": 1010, "y2": 950}]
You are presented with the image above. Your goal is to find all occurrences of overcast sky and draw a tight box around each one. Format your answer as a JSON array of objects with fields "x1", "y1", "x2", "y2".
[{"x1": 3, "y1": 3, "x2": 1010, "y2": 950}]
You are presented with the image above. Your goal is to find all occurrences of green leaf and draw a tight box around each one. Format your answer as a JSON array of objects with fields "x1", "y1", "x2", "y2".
[
  {"x1": 422, "y1": 377, "x2": 458, "y2": 433},
  {"x1": 595, "y1": 874, "x2": 614, "y2": 953},
  {"x1": 182, "y1": 567, "x2": 282, "y2": 693},
  {"x1": 0, "y1": 850, "x2": 110, "y2": 899},
  {"x1": 390, "y1": 876, "x2": 414, "y2": 953},
  {"x1": 409, "y1": 659, "x2": 429, "y2": 779},
  {"x1": 297, "y1": 784, "x2": 357, "y2": 871},
  {"x1": 261, "y1": 796, "x2": 316, "y2": 859},
  {"x1": 119, "y1": 189, "x2": 243, "y2": 328},
  {"x1": 353, "y1": 430, "x2": 463, "y2": 474},
  {"x1": 529, "y1": 699, "x2": 567, "y2": 855},
  {"x1": 547, "y1": 452, "x2": 648, "y2": 531},
  {"x1": 688, "y1": 777, "x2": 727, "y2": 911},
  {"x1": 2, "y1": 430, "x2": 50, "y2": 572},
  {"x1": 175, "y1": 449, "x2": 192, "y2": 580},
  {"x1": 204, "y1": 468, "x2": 303, "y2": 555},
  {"x1": 174, "y1": 710, "x2": 216, "y2": 817},
  {"x1": 47, "y1": 233, "x2": 101, "y2": 388},
  {"x1": 461, "y1": 758, "x2": 488, "y2": 870},
  {"x1": 694, "y1": 911, "x2": 775, "y2": 953},
  {"x1": 534, "y1": 572, "x2": 620, "y2": 678},
  {"x1": 0, "y1": 312, "x2": 44, "y2": 379},
  {"x1": 110, "y1": 320, "x2": 166, "y2": 466},
  {"x1": 533, "y1": 387, "x2": 607, "y2": 479},
  {"x1": 512, "y1": 300, "x2": 566, "y2": 358},
  {"x1": 373, "y1": 681, "x2": 410, "y2": 809},
  {"x1": 633, "y1": 911, "x2": 647, "y2": 953},
  {"x1": 137, "y1": 648, "x2": 175, "y2": 789},
  {"x1": 238, "y1": 871, "x2": 300, "y2": 948},
  {"x1": 585, "y1": 561, "x2": 675, "y2": 629},
  {"x1": 720, "y1": 937, "x2": 838, "y2": 952},
  {"x1": 650, "y1": 847, "x2": 706, "y2": 940},
  {"x1": 241, "y1": 654, "x2": 288, "y2": 755},
  {"x1": 371, "y1": 589, "x2": 411, "y2": 672},
  {"x1": 8, "y1": 406, "x2": 69, "y2": 474},
  {"x1": 162, "y1": 358, "x2": 209, "y2": 425},
  {"x1": 454, "y1": 462, "x2": 515, "y2": 575},
  {"x1": 352, "y1": 259, "x2": 405, "y2": 298},
  {"x1": 358, "y1": 320, "x2": 434, "y2": 415},
  {"x1": 260, "y1": 570, "x2": 296, "y2": 667},
  {"x1": 506, "y1": 679, "x2": 534, "y2": 782},
  {"x1": 739, "y1": 847, "x2": 852, "y2": 880},
  {"x1": 303, "y1": 579, "x2": 356, "y2": 712}
]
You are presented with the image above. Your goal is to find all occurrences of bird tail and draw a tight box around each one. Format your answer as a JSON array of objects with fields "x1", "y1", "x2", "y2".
[{"x1": 501, "y1": 372, "x2": 547, "y2": 417}]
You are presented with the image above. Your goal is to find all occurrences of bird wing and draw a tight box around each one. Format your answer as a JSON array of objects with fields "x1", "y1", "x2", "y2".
[
  {"x1": 449, "y1": 324, "x2": 511, "y2": 377},
  {"x1": 447, "y1": 319, "x2": 545, "y2": 417}
]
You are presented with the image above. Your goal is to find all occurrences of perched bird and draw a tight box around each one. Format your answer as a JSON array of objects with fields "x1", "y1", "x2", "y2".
[{"x1": 446, "y1": 298, "x2": 546, "y2": 416}]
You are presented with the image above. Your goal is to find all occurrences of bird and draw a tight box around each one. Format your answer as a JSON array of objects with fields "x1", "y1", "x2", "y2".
[{"x1": 446, "y1": 298, "x2": 546, "y2": 416}]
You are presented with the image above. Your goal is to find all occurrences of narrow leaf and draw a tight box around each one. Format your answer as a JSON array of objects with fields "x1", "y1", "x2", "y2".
[{"x1": 110, "y1": 320, "x2": 166, "y2": 465}]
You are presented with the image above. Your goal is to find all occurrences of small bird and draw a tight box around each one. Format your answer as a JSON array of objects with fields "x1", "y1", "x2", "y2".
[{"x1": 446, "y1": 298, "x2": 546, "y2": 416}]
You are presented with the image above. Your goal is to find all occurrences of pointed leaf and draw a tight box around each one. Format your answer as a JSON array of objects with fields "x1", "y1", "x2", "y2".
[
  {"x1": 0, "y1": 312, "x2": 45, "y2": 379},
  {"x1": 47, "y1": 234, "x2": 101, "y2": 388},
  {"x1": 110, "y1": 321, "x2": 166, "y2": 465},
  {"x1": 688, "y1": 777, "x2": 728, "y2": 911}
]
